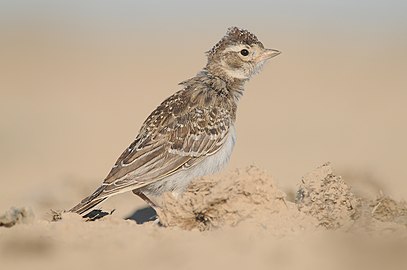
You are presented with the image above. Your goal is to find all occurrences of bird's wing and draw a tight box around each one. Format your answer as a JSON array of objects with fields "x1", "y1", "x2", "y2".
[{"x1": 96, "y1": 89, "x2": 233, "y2": 198}]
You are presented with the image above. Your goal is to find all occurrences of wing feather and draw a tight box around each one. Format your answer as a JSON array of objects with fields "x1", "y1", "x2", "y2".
[{"x1": 82, "y1": 88, "x2": 235, "y2": 200}]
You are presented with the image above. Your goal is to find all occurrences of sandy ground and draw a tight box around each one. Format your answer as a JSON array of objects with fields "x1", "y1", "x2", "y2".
[
  {"x1": 1, "y1": 163, "x2": 406, "y2": 270},
  {"x1": 1, "y1": 4, "x2": 407, "y2": 269}
]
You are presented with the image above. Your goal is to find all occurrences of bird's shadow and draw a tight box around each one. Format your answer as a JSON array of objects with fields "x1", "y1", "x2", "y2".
[
  {"x1": 125, "y1": 206, "x2": 157, "y2": 224},
  {"x1": 83, "y1": 209, "x2": 114, "y2": 221},
  {"x1": 80, "y1": 206, "x2": 157, "y2": 224}
]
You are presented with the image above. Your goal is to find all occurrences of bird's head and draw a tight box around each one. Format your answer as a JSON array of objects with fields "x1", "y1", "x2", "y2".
[{"x1": 206, "y1": 27, "x2": 280, "y2": 81}]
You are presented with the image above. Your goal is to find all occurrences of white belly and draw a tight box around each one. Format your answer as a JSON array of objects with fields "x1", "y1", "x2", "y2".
[{"x1": 144, "y1": 126, "x2": 236, "y2": 195}]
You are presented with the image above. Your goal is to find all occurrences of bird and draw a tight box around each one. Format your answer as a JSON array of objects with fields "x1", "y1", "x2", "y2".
[{"x1": 69, "y1": 26, "x2": 280, "y2": 216}]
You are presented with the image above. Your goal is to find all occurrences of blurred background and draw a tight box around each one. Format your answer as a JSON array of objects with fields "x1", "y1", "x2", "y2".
[{"x1": 1, "y1": 0, "x2": 406, "y2": 214}]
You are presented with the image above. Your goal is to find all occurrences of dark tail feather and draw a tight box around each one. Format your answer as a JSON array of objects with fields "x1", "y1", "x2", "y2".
[{"x1": 69, "y1": 186, "x2": 108, "y2": 215}]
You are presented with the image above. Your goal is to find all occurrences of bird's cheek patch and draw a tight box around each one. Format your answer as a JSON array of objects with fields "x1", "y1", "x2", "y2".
[{"x1": 223, "y1": 55, "x2": 244, "y2": 70}]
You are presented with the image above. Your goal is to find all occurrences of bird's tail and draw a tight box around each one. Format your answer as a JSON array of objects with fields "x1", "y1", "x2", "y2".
[{"x1": 69, "y1": 186, "x2": 108, "y2": 215}]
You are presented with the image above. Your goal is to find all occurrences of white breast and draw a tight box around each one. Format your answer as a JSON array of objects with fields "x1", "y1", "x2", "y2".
[{"x1": 197, "y1": 125, "x2": 237, "y2": 175}]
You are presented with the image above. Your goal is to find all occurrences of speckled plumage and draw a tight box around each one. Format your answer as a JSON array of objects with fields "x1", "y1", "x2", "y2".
[
  {"x1": 208, "y1": 27, "x2": 263, "y2": 58},
  {"x1": 69, "y1": 27, "x2": 280, "y2": 215}
]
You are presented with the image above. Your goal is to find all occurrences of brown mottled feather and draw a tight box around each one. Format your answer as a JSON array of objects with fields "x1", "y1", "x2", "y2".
[{"x1": 69, "y1": 71, "x2": 239, "y2": 214}]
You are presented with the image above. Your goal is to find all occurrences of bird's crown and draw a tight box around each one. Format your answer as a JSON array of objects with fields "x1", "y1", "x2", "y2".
[{"x1": 208, "y1": 26, "x2": 263, "y2": 57}]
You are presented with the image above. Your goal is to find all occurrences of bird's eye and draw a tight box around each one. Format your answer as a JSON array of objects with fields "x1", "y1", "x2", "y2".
[{"x1": 240, "y1": 49, "x2": 249, "y2": 56}]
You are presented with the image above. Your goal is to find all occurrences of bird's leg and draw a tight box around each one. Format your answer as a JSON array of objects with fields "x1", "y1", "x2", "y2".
[
  {"x1": 132, "y1": 190, "x2": 162, "y2": 225},
  {"x1": 132, "y1": 190, "x2": 159, "y2": 209}
]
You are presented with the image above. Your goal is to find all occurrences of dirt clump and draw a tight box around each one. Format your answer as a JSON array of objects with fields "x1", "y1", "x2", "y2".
[
  {"x1": 370, "y1": 195, "x2": 407, "y2": 225},
  {"x1": 157, "y1": 166, "x2": 316, "y2": 232},
  {"x1": 0, "y1": 207, "x2": 34, "y2": 228},
  {"x1": 295, "y1": 163, "x2": 359, "y2": 229}
]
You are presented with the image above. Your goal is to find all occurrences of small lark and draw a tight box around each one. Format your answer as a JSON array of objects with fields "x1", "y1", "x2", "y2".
[{"x1": 69, "y1": 27, "x2": 280, "y2": 215}]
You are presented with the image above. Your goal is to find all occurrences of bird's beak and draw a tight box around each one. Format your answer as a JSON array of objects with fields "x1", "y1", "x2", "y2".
[{"x1": 257, "y1": 49, "x2": 281, "y2": 62}]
